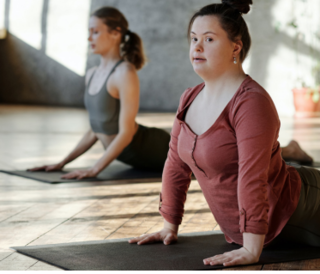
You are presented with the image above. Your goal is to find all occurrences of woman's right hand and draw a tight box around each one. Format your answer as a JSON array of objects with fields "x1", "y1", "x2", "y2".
[
  {"x1": 27, "y1": 162, "x2": 64, "y2": 172},
  {"x1": 128, "y1": 228, "x2": 178, "y2": 246}
]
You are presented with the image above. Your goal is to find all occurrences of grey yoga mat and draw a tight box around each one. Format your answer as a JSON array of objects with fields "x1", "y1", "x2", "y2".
[
  {"x1": 11, "y1": 231, "x2": 320, "y2": 270},
  {"x1": 1, "y1": 161, "x2": 317, "y2": 184},
  {"x1": 0, "y1": 161, "x2": 162, "y2": 184}
]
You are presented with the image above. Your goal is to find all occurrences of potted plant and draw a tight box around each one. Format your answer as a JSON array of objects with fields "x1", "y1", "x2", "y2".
[
  {"x1": 286, "y1": 11, "x2": 320, "y2": 118},
  {"x1": 292, "y1": 63, "x2": 320, "y2": 118}
]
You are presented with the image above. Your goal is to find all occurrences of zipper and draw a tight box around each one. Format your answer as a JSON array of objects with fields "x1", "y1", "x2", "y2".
[{"x1": 191, "y1": 135, "x2": 208, "y2": 178}]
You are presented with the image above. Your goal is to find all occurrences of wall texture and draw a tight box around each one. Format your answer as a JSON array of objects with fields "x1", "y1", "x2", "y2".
[
  {"x1": 0, "y1": 0, "x2": 320, "y2": 114},
  {"x1": 0, "y1": 0, "x2": 210, "y2": 111},
  {"x1": 0, "y1": 34, "x2": 85, "y2": 106}
]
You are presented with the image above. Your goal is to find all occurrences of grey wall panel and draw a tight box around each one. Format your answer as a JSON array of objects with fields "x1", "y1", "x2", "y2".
[
  {"x1": 0, "y1": 34, "x2": 84, "y2": 106},
  {"x1": 2, "y1": 0, "x2": 318, "y2": 115},
  {"x1": 0, "y1": 0, "x2": 213, "y2": 111}
]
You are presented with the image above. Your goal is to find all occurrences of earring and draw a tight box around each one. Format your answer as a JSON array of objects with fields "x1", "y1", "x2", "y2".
[{"x1": 233, "y1": 57, "x2": 237, "y2": 64}]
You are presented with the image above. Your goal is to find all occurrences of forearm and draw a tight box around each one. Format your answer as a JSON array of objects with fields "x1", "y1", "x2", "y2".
[
  {"x1": 242, "y1": 232, "x2": 265, "y2": 259},
  {"x1": 61, "y1": 129, "x2": 98, "y2": 166},
  {"x1": 163, "y1": 219, "x2": 179, "y2": 234},
  {"x1": 91, "y1": 132, "x2": 133, "y2": 174}
]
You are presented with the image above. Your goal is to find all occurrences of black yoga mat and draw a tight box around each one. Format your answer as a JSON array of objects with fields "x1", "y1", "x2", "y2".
[
  {"x1": 0, "y1": 161, "x2": 162, "y2": 184},
  {"x1": 11, "y1": 231, "x2": 320, "y2": 270},
  {"x1": 1, "y1": 161, "x2": 317, "y2": 185},
  {"x1": 309, "y1": 162, "x2": 320, "y2": 168},
  {"x1": 289, "y1": 161, "x2": 320, "y2": 168},
  {"x1": 286, "y1": 161, "x2": 320, "y2": 168}
]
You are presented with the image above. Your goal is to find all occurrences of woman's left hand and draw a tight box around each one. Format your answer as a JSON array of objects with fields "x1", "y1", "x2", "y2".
[
  {"x1": 61, "y1": 169, "x2": 97, "y2": 180},
  {"x1": 203, "y1": 247, "x2": 259, "y2": 267}
]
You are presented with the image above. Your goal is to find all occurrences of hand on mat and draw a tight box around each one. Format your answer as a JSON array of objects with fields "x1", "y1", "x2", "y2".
[
  {"x1": 27, "y1": 163, "x2": 64, "y2": 172},
  {"x1": 128, "y1": 228, "x2": 178, "y2": 246},
  {"x1": 203, "y1": 247, "x2": 259, "y2": 267},
  {"x1": 61, "y1": 169, "x2": 97, "y2": 180}
]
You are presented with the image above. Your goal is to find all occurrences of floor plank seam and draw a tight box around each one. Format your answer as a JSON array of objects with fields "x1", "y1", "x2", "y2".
[
  {"x1": 212, "y1": 224, "x2": 219, "y2": 230},
  {"x1": 26, "y1": 260, "x2": 39, "y2": 270},
  {"x1": 0, "y1": 252, "x2": 15, "y2": 263},
  {"x1": 0, "y1": 205, "x2": 35, "y2": 224},
  {"x1": 106, "y1": 196, "x2": 159, "y2": 239},
  {"x1": 184, "y1": 207, "x2": 212, "y2": 225},
  {"x1": 24, "y1": 196, "x2": 106, "y2": 247}
]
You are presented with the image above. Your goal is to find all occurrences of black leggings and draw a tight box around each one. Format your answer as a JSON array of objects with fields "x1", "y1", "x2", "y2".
[
  {"x1": 117, "y1": 124, "x2": 170, "y2": 171},
  {"x1": 276, "y1": 164, "x2": 320, "y2": 246}
]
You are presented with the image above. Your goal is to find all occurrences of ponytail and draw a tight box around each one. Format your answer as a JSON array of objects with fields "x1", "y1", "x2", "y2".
[{"x1": 121, "y1": 30, "x2": 146, "y2": 70}]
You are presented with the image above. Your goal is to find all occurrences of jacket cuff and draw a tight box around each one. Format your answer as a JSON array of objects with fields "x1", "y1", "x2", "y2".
[
  {"x1": 159, "y1": 193, "x2": 182, "y2": 225},
  {"x1": 239, "y1": 208, "x2": 268, "y2": 235}
]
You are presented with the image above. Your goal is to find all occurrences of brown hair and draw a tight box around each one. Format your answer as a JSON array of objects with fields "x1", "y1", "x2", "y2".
[
  {"x1": 188, "y1": 0, "x2": 252, "y2": 63},
  {"x1": 92, "y1": 7, "x2": 146, "y2": 70}
]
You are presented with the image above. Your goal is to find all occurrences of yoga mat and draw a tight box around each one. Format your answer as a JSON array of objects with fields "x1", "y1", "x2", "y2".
[
  {"x1": 1, "y1": 160, "x2": 317, "y2": 184},
  {"x1": 0, "y1": 161, "x2": 162, "y2": 184},
  {"x1": 11, "y1": 231, "x2": 320, "y2": 270},
  {"x1": 309, "y1": 162, "x2": 320, "y2": 168},
  {"x1": 286, "y1": 161, "x2": 320, "y2": 168}
]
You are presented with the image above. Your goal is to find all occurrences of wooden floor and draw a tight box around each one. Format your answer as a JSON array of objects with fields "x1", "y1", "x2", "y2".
[{"x1": 0, "y1": 104, "x2": 319, "y2": 271}]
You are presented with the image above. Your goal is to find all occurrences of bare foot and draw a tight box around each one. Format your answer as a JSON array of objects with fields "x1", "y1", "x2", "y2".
[{"x1": 281, "y1": 140, "x2": 313, "y2": 164}]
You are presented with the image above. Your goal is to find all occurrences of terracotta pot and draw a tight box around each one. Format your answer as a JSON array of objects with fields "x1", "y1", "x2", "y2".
[{"x1": 292, "y1": 87, "x2": 320, "y2": 117}]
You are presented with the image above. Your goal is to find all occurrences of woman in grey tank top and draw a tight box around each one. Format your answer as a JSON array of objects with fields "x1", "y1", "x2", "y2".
[
  {"x1": 28, "y1": 7, "x2": 312, "y2": 179},
  {"x1": 28, "y1": 7, "x2": 171, "y2": 179}
]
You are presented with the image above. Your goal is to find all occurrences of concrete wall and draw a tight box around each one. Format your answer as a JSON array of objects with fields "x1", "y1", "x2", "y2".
[
  {"x1": 0, "y1": 0, "x2": 89, "y2": 107},
  {"x1": 1, "y1": 0, "x2": 320, "y2": 115}
]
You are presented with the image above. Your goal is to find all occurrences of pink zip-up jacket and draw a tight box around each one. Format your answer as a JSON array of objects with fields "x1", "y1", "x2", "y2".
[{"x1": 159, "y1": 76, "x2": 301, "y2": 247}]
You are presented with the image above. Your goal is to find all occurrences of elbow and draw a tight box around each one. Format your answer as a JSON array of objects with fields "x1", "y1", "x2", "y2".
[
  {"x1": 118, "y1": 129, "x2": 135, "y2": 147},
  {"x1": 126, "y1": 130, "x2": 135, "y2": 144},
  {"x1": 88, "y1": 129, "x2": 98, "y2": 141},
  {"x1": 124, "y1": 136, "x2": 133, "y2": 147}
]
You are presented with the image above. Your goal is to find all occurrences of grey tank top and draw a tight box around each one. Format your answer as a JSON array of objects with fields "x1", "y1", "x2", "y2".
[{"x1": 84, "y1": 60, "x2": 124, "y2": 135}]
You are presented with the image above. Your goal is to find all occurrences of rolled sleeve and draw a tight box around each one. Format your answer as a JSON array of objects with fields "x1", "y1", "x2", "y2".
[{"x1": 239, "y1": 208, "x2": 268, "y2": 234}]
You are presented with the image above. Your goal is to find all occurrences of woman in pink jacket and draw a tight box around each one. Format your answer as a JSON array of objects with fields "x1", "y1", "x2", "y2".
[{"x1": 129, "y1": 0, "x2": 320, "y2": 267}]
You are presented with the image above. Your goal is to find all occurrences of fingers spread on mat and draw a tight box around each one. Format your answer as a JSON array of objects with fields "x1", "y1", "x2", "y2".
[
  {"x1": 61, "y1": 169, "x2": 97, "y2": 180},
  {"x1": 203, "y1": 247, "x2": 259, "y2": 267}
]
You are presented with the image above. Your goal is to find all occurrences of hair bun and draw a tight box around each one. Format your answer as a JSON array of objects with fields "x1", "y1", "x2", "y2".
[{"x1": 221, "y1": 0, "x2": 252, "y2": 14}]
